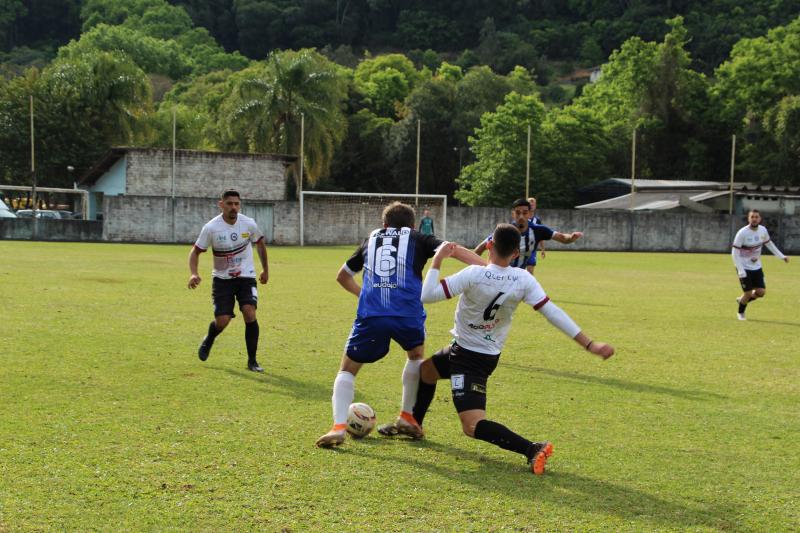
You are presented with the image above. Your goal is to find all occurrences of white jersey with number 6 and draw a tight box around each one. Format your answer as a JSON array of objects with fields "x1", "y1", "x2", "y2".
[{"x1": 438, "y1": 264, "x2": 549, "y2": 355}]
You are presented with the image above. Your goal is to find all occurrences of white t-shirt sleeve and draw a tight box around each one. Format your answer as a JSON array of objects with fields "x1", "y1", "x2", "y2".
[
  {"x1": 440, "y1": 265, "x2": 477, "y2": 299},
  {"x1": 522, "y1": 273, "x2": 549, "y2": 310},
  {"x1": 249, "y1": 219, "x2": 264, "y2": 243},
  {"x1": 194, "y1": 223, "x2": 211, "y2": 251},
  {"x1": 731, "y1": 228, "x2": 746, "y2": 276}
]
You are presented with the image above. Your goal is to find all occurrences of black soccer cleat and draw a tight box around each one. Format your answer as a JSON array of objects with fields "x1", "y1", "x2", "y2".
[
  {"x1": 247, "y1": 361, "x2": 264, "y2": 373},
  {"x1": 198, "y1": 338, "x2": 212, "y2": 361}
]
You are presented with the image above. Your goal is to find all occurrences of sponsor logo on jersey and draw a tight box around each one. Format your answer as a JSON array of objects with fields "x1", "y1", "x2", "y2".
[
  {"x1": 216, "y1": 234, "x2": 227, "y2": 241},
  {"x1": 467, "y1": 319, "x2": 500, "y2": 330},
  {"x1": 470, "y1": 383, "x2": 486, "y2": 394},
  {"x1": 242, "y1": 232, "x2": 249, "y2": 239},
  {"x1": 451, "y1": 374, "x2": 464, "y2": 390},
  {"x1": 374, "y1": 282, "x2": 398, "y2": 289},
  {"x1": 231, "y1": 233, "x2": 238, "y2": 241},
  {"x1": 484, "y1": 271, "x2": 519, "y2": 282}
]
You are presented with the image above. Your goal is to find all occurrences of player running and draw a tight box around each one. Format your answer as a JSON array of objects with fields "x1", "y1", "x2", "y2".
[
  {"x1": 381, "y1": 224, "x2": 613, "y2": 475},
  {"x1": 732, "y1": 209, "x2": 789, "y2": 320},
  {"x1": 188, "y1": 189, "x2": 269, "y2": 372},
  {"x1": 474, "y1": 199, "x2": 582, "y2": 274},
  {"x1": 315, "y1": 202, "x2": 485, "y2": 447}
]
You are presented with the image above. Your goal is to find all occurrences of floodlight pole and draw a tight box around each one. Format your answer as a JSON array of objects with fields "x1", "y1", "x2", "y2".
[
  {"x1": 525, "y1": 124, "x2": 531, "y2": 198},
  {"x1": 171, "y1": 107, "x2": 177, "y2": 242},
  {"x1": 299, "y1": 113, "x2": 305, "y2": 247},
  {"x1": 629, "y1": 127, "x2": 637, "y2": 211},
  {"x1": 30, "y1": 95, "x2": 37, "y2": 215},
  {"x1": 415, "y1": 119, "x2": 421, "y2": 206},
  {"x1": 728, "y1": 134, "x2": 736, "y2": 215}
]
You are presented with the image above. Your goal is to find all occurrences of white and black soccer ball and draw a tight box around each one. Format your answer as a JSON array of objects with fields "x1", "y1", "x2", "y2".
[{"x1": 346, "y1": 402, "x2": 376, "y2": 438}]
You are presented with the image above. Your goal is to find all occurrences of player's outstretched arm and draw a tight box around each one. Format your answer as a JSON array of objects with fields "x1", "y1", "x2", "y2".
[
  {"x1": 188, "y1": 247, "x2": 202, "y2": 289},
  {"x1": 536, "y1": 300, "x2": 614, "y2": 360},
  {"x1": 452, "y1": 244, "x2": 488, "y2": 266},
  {"x1": 336, "y1": 265, "x2": 361, "y2": 297},
  {"x1": 552, "y1": 231, "x2": 583, "y2": 244},
  {"x1": 473, "y1": 240, "x2": 488, "y2": 256}
]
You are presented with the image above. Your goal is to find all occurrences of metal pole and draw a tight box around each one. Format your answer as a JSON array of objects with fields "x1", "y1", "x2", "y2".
[
  {"x1": 629, "y1": 127, "x2": 637, "y2": 211},
  {"x1": 415, "y1": 119, "x2": 421, "y2": 206},
  {"x1": 525, "y1": 124, "x2": 531, "y2": 198},
  {"x1": 171, "y1": 107, "x2": 177, "y2": 242},
  {"x1": 30, "y1": 95, "x2": 37, "y2": 215},
  {"x1": 299, "y1": 113, "x2": 305, "y2": 196},
  {"x1": 728, "y1": 134, "x2": 736, "y2": 215}
]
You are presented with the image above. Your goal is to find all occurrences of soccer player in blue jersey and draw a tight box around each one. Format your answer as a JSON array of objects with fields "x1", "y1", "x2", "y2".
[
  {"x1": 473, "y1": 199, "x2": 582, "y2": 274},
  {"x1": 315, "y1": 202, "x2": 486, "y2": 447}
]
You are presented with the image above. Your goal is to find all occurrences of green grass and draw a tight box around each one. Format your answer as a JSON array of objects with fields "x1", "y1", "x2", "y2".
[{"x1": 1, "y1": 242, "x2": 798, "y2": 531}]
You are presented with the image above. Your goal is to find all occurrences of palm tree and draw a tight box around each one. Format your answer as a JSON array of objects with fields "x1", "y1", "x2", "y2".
[{"x1": 229, "y1": 49, "x2": 348, "y2": 191}]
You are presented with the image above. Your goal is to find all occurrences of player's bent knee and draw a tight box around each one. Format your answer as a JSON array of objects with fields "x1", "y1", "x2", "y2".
[
  {"x1": 215, "y1": 316, "x2": 232, "y2": 329},
  {"x1": 755, "y1": 289, "x2": 766, "y2": 297},
  {"x1": 420, "y1": 359, "x2": 440, "y2": 384}
]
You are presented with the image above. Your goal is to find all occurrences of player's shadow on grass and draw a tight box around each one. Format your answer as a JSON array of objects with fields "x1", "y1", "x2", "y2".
[
  {"x1": 213, "y1": 367, "x2": 332, "y2": 402},
  {"x1": 744, "y1": 318, "x2": 800, "y2": 328},
  {"x1": 338, "y1": 439, "x2": 738, "y2": 531},
  {"x1": 502, "y1": 363, "x2": 727, "y2": 401}
]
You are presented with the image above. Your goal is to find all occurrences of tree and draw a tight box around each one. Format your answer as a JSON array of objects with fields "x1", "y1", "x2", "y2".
[
  {"x1": 455, "y1": 92, "x2": 546, "y2": 206},
  {"x1": 223, "y1": 49, "x2": 349, "y2": 189}
]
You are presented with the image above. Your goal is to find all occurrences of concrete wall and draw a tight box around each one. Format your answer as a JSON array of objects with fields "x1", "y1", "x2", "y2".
[
  {"x1": 101, "y1": 195, "x2": 297, "y2": 245},
  {"x1": 122, "y1": 149, "x2": 288, "y2": 201},
  {"x1": 0, "y1": 219, "x2": 103, "y2": 241}
]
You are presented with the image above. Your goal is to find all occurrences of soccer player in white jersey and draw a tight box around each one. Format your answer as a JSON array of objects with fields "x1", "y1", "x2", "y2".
[
  {"x1": 732, "y1": 209, "x2": 789, "y2": 320},
  {"x1": 315, "y1": 202, "x2": 485, "y2": 447},
  {"x1": 392, "y1": 223, "x2": 613, "y2": 475},
  {"x1": 188, "y1": 189, "x2": 269, "y2": 372}
]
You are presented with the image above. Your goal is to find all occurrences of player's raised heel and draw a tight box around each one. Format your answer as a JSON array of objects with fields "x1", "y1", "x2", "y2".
[
  {"x1": 198, "y1": 338, "x2": 211, "y2": 361},
  {"x1": 528, "y1": 441, "x2": 553, "y2": 475},
  {"x1": 378, "y1": 413, "x2": 424, "y2": 439},
  {"x1": 316, "y1": 425, "x2": 347, "y2": 448}
]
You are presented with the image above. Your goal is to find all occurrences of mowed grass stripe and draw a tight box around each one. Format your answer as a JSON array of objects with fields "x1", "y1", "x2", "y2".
[{"x1": 0, "y1": 242, "x2": 797, "y2": 531}]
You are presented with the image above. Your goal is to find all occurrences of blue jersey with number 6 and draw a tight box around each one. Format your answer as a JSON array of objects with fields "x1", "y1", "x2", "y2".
[{"x1": 345, "y1": 227, "x2": 443, "y2": 319}]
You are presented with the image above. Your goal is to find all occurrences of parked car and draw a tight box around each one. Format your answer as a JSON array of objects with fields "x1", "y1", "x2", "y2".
[
  {"x1": 14, "y1": 209, "x2": 62, "y2": 219},
  {"x1": 57, "y1": 210, "x2": 80, "y2": 219},
  {"x1": 0, "y1": 202, "x2": 16, "y2": 218}
]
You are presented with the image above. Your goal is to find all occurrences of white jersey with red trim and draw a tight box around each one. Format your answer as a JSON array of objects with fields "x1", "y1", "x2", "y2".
[
  {"x1": 439, "y1": 264, "x2": 548, "y2": 355},
  {"x1": 194, "y1": 214, "x2": 264, "y2": 279},
  {"x1": 732, "y1": 224, "x2": 774, "y2": 272}
]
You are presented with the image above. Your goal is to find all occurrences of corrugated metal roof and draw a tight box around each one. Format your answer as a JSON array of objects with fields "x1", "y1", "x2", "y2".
[{"x1": 577, "y1": 190, "x2": 730, "y2": 210}]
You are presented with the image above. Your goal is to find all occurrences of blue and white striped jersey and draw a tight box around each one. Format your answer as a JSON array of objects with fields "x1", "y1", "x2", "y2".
[{"x1": 344, "y1": 227, "x2": 443, "y2": 318}]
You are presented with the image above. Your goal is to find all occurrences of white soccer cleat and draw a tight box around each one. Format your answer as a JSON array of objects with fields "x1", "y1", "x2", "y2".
[{"x1": 737, "y1": 312, "x2": 746, "y2": 321}]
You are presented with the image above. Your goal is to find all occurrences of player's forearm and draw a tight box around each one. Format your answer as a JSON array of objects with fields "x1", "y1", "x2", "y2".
[
  {"x1": 257, "y1": 241, "x2": 269, "y2": 271},
  {"x1": 553, "y1": 231, "x2": 582, "y2": 244},
  {"x1": 537, "y1": 301, "x2": 581, "y2": 338},
  {"x1": 421, "y1": 268, "x2": 447, "y2": 303},
  {"x1": 473, "y1": 241, "x2": 487, "y2": 255},
  {"x1": 453, "y1": 245, "x2": 487, "y2": 266},
  {"x1": 765, "y1": 240, "x2": 786, "y2": 260},
  {"x1": 189, "y1": 250, "x2": 200, "y2": 276},
  {"x1": 731, "y1": 248, "x2": 746, "y2": 276},
  {"x1": 336, "y1": 267, "x2": 361, "y2": 297}
]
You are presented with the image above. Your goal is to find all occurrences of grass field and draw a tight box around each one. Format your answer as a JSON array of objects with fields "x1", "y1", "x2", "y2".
[{"x1": 1, "y1": 241, "x2": 798, "y2": 532}]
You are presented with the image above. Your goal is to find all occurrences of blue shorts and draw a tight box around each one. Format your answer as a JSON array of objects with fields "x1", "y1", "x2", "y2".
[{"x1": 345, "y1": 316, "x2": 426, "y2": 363}]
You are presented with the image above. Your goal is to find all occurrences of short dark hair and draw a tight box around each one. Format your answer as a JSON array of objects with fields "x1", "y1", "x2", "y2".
[
  {"x1": 492, "y1": 223, "x2": 520, "y2": 258},
  {"x1": 511, "y1": 198, "x2": 530, "y2": 210},
  {"x1": 383, "y1": 201, "x2": 415, "y2": 228},
  {"x1": 748, "y1": 209, "x2": 761, "y2": 216},
  {"x1": 221, "y1": 189, "x2": 241, "y2": 200}
]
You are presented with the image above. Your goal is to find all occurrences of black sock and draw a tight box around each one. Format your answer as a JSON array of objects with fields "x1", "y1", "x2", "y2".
[
  {"x1": 205, "y1": 321, "x2": 221, "y2": 347},
  {"x1": 245, "y1": 320, "x2": 259, "y2": 363},
  {"x1": 412, "y1": 379, "x2": 437, "y2": 426},
  {"x1": 738, "y1": 302, "x2": 747, "y2": 313},
  {"x1": 474, "y1": 419, "x2": 533, "y2": 458}
]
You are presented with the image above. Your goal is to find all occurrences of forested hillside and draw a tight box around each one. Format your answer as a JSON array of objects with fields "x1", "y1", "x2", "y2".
[{"x1": 2, "y1": 0, "x2": 800, "y2": 207}]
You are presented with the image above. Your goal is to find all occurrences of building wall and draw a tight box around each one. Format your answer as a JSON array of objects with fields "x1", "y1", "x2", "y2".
[
  {"x1": 0, "y1": 218, "x2": 103, "y2": 241},
  {"x1": 123, "y1": 149, "x2": 289, "y2": 201}
]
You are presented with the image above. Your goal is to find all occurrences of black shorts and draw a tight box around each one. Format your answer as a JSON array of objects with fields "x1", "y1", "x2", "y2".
[
  {"x1": 739, "y1": 268, "x2": 765, "y2": 291},
  {"x1": 430, "y1": 343, "x2": 500, "y2": 413},
  {"x1": 212, "y1": 277, "x2": 258, "y2": 317}
]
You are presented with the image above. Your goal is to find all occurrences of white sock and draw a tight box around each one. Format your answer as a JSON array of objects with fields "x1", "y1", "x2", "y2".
[
  {"x1": 332, "y1": 371, "x2": 355, "y2": 426},
  {"x1": 401, "y1": 359, "x2": 423, "y2": 414}
]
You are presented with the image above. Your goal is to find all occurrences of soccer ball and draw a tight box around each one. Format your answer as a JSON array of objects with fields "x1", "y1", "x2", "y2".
[{"x1": 346, "y1": 402, "x2": 376, "y2": 438}]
